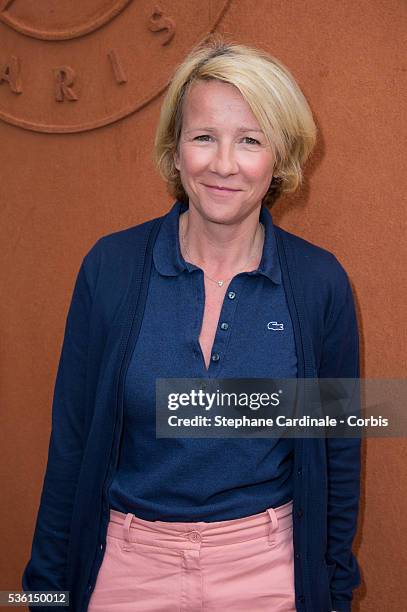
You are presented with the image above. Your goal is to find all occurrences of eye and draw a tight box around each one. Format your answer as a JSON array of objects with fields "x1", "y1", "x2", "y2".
[
  {"x1": 193, "y1": 135, "x2": 213, "y2": 142},
  {"x1": 242, "y1": 136, "x2": 261, "y2": 145}
]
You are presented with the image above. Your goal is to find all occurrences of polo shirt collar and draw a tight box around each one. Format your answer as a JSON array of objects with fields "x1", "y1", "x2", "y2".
[{"x1": 153, "y1": 200, "x2": 282, "y2": 285}]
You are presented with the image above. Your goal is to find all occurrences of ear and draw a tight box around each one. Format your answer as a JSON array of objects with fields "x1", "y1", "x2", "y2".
[{"x1": 173, "y1": 149, "x2": 180, "y2": 171}]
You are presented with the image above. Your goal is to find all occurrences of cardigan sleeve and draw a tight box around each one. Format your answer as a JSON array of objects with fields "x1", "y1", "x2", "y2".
[
  {"x1": 318, "y1": 258, "x2": 362, "y2": 612},
  {"x1": 21, "y1": 246, "x2": 98, "y2": 610}
]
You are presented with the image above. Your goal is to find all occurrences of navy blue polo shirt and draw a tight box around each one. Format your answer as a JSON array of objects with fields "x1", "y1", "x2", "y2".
[{"x1": 108, "y1": 200, "x2": 298, "y2": 521}]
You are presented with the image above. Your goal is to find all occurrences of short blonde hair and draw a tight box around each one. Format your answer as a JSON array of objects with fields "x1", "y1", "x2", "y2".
[{"x1": 154, "y1": 36, "x2": 317, "y2": 208}]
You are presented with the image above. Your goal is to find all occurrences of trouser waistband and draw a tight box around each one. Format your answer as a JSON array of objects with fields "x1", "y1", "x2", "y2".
[{"x1": 107, "y1": 499, "x2": 293, "y2": 549}]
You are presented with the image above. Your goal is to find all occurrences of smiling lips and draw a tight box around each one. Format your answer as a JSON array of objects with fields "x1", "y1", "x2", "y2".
[{"x1": 203, "y1": 184, "x2": 241, "y2": 192}]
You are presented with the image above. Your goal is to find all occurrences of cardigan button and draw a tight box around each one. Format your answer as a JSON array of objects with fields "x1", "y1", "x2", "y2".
[
  {"x1": 296, "y1": 508, "x2": 303, "y2": 518},
  {"x1": 295, "y1": 552, "x2": 301, "y2": 559},
  {"x1": 298, "y1": 595, "x2": 305, "y2": 603},
  {"x1": 297, "y1": 467, "x2": 302, "y2": 475}
]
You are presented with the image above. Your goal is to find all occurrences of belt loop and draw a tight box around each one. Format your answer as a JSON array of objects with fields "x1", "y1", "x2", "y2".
[
  {"x1": 267, "y1": 508, "x2": 278, "y2": 547},
  {"x1": 122, "y1": 513, "x2": 135, "y2": 551}
]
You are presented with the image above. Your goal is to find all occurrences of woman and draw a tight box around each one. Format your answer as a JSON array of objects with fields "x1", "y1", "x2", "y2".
[{"x1": 22, "y1": 39, "x2": 361, "y2": 612}]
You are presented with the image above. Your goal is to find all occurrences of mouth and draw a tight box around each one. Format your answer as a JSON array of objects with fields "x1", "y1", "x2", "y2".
[{"x1": 202, "y1": 184, "x2": 242, "y2": 193}]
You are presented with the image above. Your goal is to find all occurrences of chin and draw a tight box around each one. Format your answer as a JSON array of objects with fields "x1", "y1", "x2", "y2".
[
  {"x1": 192, "y1": 197, "x2": 240, "y2": 220},
  {"x1": 194, "y1": 193, "x2": 260, "y2": 222}
]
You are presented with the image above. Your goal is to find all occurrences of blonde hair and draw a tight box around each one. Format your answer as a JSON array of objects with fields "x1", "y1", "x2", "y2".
[{"x1": 154, "y1": 36, "x2": 317, "y2": 208}]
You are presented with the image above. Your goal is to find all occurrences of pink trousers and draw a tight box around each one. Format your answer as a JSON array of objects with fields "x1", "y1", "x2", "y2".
[{"x1": 87, "y1": 499, "x2": 296, "y2": 611}]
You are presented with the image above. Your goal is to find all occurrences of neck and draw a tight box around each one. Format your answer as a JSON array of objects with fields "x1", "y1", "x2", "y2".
[{"x1": 179, "y1": 206, "x2": 264, "y2": 278}]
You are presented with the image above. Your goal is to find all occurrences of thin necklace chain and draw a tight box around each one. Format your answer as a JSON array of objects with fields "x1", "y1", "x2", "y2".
[{"x1": 180, "y1": 213, "x2": 265, "y2": 287}]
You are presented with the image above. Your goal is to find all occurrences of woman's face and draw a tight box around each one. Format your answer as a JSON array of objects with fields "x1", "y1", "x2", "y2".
[{"x1": 174, "y1": 79, "x2": 276, "y2": 225}]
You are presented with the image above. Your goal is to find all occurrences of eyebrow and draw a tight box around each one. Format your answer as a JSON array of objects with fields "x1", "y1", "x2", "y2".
[{"x1": 184, "y1": 126, "x2": 264, "y2": 134}]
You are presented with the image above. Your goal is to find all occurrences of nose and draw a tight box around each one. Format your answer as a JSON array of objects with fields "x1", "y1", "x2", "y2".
[{"x1": 209, "y1": 141, "x2": 239, "y2": 176}]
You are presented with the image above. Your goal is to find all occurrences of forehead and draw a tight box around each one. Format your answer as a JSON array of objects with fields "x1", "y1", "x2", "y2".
[{"x1": 181, "y1": 79, "x2": 259, "y2": 127}]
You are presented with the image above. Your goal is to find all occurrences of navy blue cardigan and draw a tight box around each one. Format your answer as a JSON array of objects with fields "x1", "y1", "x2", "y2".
[{"x1": 22, "y1": 205, "x2": 362, "y2": 612}]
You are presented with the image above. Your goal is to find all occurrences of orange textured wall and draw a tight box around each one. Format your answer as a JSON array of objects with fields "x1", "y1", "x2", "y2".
[{"x1": 1, "y1": 1, "x2": 406, "y2": 609}]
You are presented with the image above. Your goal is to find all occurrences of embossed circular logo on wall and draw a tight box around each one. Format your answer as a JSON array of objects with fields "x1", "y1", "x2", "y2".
[{"x1": 0, "y1": 0, "x2": 230, "y2": 132}]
